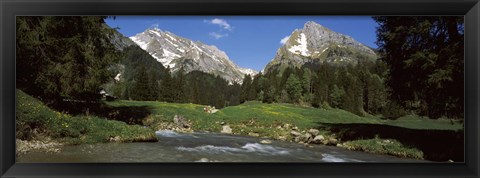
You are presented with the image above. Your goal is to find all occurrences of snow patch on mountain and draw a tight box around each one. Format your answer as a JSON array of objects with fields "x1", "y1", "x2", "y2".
[
  {"x1": 129, "y1": 36, "x2": 149, "y2": 50},
  {"x1": 151, "y1": 30, "x2": 162, "y2": 37},
  {"x1": 288, "y1": 33, "x2": 310, "y2": 56},
  {"x1": 163, "y1": 49, "x2": 181, "y2": 61},
  {"x1": 239, "y1": 68, "x2": 257, "y2": 76}
]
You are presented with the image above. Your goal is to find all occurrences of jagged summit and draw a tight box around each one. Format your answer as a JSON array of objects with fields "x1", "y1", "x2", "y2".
[
  {"x1": 129, "y1": 27, "x2": 257, "y2": 83},
  {"x1": 303, "y1": 21, "x2": 328, "y2": 31},
  {"x1": 264, "y1": 21, "x2": 377, "y2": 73}
]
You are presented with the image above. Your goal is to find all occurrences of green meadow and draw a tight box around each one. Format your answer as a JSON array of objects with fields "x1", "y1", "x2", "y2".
[
  {"x1": 17, "y1": 89, "x2": 463, "y2": 161},
  {"x1": 106, "y1": 99, "x2": 462, "y2": 132}
]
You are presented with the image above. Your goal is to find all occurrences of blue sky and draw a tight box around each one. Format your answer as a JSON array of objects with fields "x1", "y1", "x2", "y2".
[{"x1": 105, "y1": 16, "x2": 378, "y2": 72}]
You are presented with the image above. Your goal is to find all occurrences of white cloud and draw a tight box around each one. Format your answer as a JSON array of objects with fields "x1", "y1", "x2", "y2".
[
  {"x1": 280, "y1": 35, "x2": 290, "y2": 45},
  {"x1": 204, "y1": 18, "x2": 233, "y2": 39},
  {"x1": 204, "y1": 18, "x2": 233, "y2": 31},
  {"x1": 209, "y1": 32, "x2": 228, "y2": 39}
]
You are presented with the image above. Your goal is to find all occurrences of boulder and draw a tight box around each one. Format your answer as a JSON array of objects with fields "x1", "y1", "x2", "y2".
[
  {"x1": 221, "y1": 125, "x2": 232, "y2": 134},
  {"x1": 290, "y1": 131, "x2": 302, "y2": 137},
  {"x1": 276, "y1": 136, "x2": 287, "y2": 141},
  {"x1": 327, "y1": 138, "x2": 338, "y2": 145},
  {"x1": 312, "y1": 135, "x2": 325, "y2": 144},
  {"x1": 308, "y1": 129, "x2": 320, "y2": 136},
  {"x1": 294, "y1": 136, "x2": 302, "y2": 143},
  {"x1": 109, "y1": 136, "x2": 121, "y2": 142},
  {"x1": 293, "y1": 134, "x2": 310, "y2": 143},
  {"x1": 173, "y1": 115, "x2": 190, "y2": 128},
  {"x1": 304, "y1": 133, "x2": 313, "y2": 143}
]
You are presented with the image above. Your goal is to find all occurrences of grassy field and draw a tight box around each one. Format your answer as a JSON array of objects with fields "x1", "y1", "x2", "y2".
[
  {"x1": 106, "y1": 100, "x2": 462, "y2": 132},
  {"x1": 105, "y1": 100, "x2": 463, "y2": 161},
  {"x1": 16, "y1": 90, "x2": 464, "y2": 161}
]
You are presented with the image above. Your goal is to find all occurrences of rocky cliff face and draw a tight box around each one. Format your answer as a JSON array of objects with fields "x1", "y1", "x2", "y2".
[
  {"x1": 264, "y1": 21, "x2": 377, "y2": 73},
  {"x1": 130, "y1": 27, "x2": 257, "y2": 83},
  {"x1": 106, "y1": 24, "x2": 136, "y2": 51}
]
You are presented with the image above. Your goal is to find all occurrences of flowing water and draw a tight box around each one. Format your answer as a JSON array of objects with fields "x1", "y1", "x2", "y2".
[{"x1": 18, "y1": 130, "x2": 426, "y2": 162}]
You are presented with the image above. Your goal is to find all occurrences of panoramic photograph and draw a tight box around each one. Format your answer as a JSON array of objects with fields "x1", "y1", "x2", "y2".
[{"x1": 15, "y1": 16, "x2": 464, "y2": 162}]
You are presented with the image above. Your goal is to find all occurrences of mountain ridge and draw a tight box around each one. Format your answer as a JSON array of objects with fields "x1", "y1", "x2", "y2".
[
  {"x1": 264, "y1": 21, "x2": 378, "y2": 73},
  {"x1": 116, "y1": 21, "x2": 377, "y2": 82},
  {"x1": 129, "y1": 27, "x2": 257, "y2": 83}
]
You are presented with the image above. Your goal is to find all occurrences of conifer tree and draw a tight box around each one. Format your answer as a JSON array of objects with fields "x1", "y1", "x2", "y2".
[
  {"x1": 16, "y1": 16, "x2": 119, "y2": 103},
  {"x1": 373, "y1": 16, "x2": 464, "y2": 118},
  {"x1": 240, "y1": 75, "x2": 252, "y2": 103},
  {"x1": 130, "y1": 65, "x2": 151, "y2": 101},
  {"x1": 301, "y1": 68, "x2": 313, "y2": 103},
  {"x1": 173, "y1": 66, "x2": 187, "y2": 103},
  {"x1": 330, "y1": 85, "x2": 345, "y2": 108},
  {"x1": 249, "y1": 74, "x2": 260, "y2": 100},
  {"x1": 286, "y1": 74, "x2": 302, "y2": 103},
  {"x1": 160, "y1": 67, "x2": 174, "y2": 102}
]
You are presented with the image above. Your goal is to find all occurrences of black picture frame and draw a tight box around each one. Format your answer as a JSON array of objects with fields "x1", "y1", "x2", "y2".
[{"x1": 1, "y1": 0, "x2": 479, "y2": 177}]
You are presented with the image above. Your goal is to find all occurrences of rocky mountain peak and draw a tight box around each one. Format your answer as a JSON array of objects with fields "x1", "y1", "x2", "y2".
[
  {"x1": 129, "y1": 27, "x2": 257, "y2": 83},
  {"x1": 264, "y1": 21, "x2": 377, "y2": 73},
  {"x1": 304, "y1": 21, "x2": 325, "y2": 30}
]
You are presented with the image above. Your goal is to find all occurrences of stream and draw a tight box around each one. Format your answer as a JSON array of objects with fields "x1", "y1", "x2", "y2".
[{"x1": 18, "y1": 130, "x2": 426, "y2": 162}]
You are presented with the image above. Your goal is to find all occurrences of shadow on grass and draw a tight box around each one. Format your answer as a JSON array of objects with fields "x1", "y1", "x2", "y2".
[
  {"x1": 52, "y1": 101, "x2": 151, "y2": 125},
  {"x1": 316, "y1": 123, "x2": 464, "y2": 162}
]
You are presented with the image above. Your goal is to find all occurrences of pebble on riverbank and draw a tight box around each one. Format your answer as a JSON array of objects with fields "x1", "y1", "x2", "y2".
[
  {"x1": 260, "y1": 139, "x2": 272, "y2": 144},
  {"x1": 16, "y1": 138, "x2": 63, "y2": 155},
  {"x1": 196, "y1": 158, "x2": 220, "y2": 162}
]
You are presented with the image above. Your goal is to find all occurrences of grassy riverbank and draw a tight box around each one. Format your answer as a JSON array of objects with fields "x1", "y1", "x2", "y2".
[
  {"x1": 16, "y1": 90, "x2": 157, "y2": 152},
  {"x1": 106, "y1": 100, "x2": 463, "y2": 161},
  {"x1": 16, "y1": 89, "x2": 463, "y2": 161}
]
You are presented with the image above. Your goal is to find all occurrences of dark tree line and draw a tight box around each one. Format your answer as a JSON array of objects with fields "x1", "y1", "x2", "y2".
[
  {"x1": 108, "y1": 46, "x2": 166, "y2": 101},
  {"x1": 240, "y1": 61, "x2": 389, "y2": 117},
  {"x1": 374, "y1": 16, "x2": 464, "y2": 119},
  {"x1": 112, "y1": 61, "x2": 242, "y2": 109}
]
